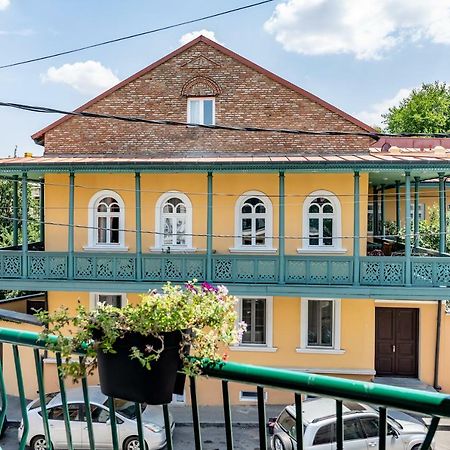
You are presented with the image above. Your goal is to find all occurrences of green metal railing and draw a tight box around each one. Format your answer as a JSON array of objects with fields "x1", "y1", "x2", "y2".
[{"x1": 0, "y1": 327, "x2": 449, "y2": 449}]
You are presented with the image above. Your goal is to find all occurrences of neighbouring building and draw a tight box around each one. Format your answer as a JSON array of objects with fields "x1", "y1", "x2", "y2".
[{"x1": 1, "y1": 36, "x2": 450, "y2": 405}]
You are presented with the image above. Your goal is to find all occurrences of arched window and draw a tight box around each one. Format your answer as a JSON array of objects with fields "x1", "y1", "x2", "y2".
[
  {"x1": 155, "y1": 192, "x2": 193, "y2": 250},
  {"x1": 233, "y1": 191, "x2": 274, "y2": 251},
  {"x1": 87, "y1": 190, "x2": 126, "y2": 249},
  {"x1": 302, "y1": 190, "x2": 342, "y2": 250}
]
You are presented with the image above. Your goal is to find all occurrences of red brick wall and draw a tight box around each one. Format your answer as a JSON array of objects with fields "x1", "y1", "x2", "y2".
[{"x1": 43, "y1": 41, "x2": 373, "y2": 156}]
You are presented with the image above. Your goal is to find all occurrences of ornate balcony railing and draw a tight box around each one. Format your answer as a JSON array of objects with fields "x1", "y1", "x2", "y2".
[
  {"x1": 1, "y1": 251, "x2": 450, "y2": 291},
  {"x1": 0, "y1": 326, "x2": 447, "y2": 450}
]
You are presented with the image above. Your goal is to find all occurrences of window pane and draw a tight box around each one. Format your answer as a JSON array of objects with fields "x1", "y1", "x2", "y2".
[
  {"x1": 254, "y1": 299, "x2": 266, "y2": 344},
  {"x1": 189, "y1": 100, "x2": 201, "y2": 124},
  {"x1": 246, "y1": 197, "x2": 261, "y2": 207},
  {"x1": 203, "y1": 99, "x2": 214, "y2": 125},
  {"x1": 97, "y1": 217, "x2": 107, "y2": 243},
  {"x1": 176, "y1": 218, "x2": 186, "y2": 245},
  {"x1": 163, "y1": 204, "x2": 173, "y2": 213},
  {"x1": 313, "y1": 423, "x2": 334, "y2": 445},
  {"x1": 309, "y1": 204, "x2": 319, "y2": 214},
  {"x1": 242, "y1": 204, "x2": 252, "y2": 214},
  {"x1": 110, "y1": 217, "x2": 119, "y2": 244},
  {"x1": 255, "y1": 204, "x2": 266, "y2": 214},
  {"x1": 241, "y1": 299, "x2": 253, "y2": 344},
  {"x1": 164, "y1": 217, "x2": 173, "y2": 244},
  {"x1": 90, "y1": 405, "x2": 109, "y2": 423},
  {"x1": 323, "y1": 218, "x2": 333, "y2": 246},
  {"x1": 323, "y1": 204, "x2": 333, "y2": 214},
  {"x1": 98, "y1": 295, "x2": 122, "y2": 308},
  {"x1": 255, "y1": 218, "x2": 266, "y2": 245},
  {"x1": 344, "y1": 418, "x2": 364, "y2": 441},
  {"x1": 309, "y1": 218, "x2": 319, "y2": 246},
  {"x1": 360, "y1": 417, "x2": 379, "y2": 438},
  {"x1": 308, "y1": 300, "x2": 333, "y2": 347},
  {"x1": 110, "y1": 203, "x2": 120, "y2": 213},
  {"x1": 242, "y1": 218, "x2": 252, "y2": 246}
]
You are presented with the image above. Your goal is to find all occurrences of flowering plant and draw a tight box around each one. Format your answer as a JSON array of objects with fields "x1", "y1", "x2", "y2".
[{"x1": 37, "y1": 280, "x2": 246, "y2": 380}]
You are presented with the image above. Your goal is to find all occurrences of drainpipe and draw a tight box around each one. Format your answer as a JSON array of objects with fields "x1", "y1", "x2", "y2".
[{"x1": 433, "y1": 300, "x2": 443, "y2": 391}]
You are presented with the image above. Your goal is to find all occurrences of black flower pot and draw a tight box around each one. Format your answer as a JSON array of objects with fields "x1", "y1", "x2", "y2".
[{"x1": 97, "y1": 330, "x2": 185, "y2": 405}]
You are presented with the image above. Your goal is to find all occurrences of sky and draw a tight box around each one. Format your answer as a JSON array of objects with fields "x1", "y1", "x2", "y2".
[{"x1": 1, "y1": 0, "x2": 450, "y2": 158}]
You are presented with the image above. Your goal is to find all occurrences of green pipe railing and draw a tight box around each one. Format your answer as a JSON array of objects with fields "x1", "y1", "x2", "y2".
[{"x1": 0, "y1": 326, "x2": 449, "y2": 450}]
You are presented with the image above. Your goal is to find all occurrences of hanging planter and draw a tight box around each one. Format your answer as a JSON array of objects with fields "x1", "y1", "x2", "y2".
[{"x1": 37, "y1": 281, "x2": 246, "y2": 405}]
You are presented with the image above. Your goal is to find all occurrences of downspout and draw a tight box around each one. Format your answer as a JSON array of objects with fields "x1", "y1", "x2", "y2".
[{"x1": 433, "y1": 300, "x2": 443, "y2": 391}]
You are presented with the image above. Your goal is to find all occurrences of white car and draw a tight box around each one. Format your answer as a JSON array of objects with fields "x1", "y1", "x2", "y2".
[
  {"x1": 269, "y1": 398, "x2": 433, "y2": 450},
  {"x1": 18, "y1": 386, "x2": 175, "y2": 450}
]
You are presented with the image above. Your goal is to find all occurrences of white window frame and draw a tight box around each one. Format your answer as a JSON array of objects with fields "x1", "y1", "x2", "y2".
[
  {"x1": 89, "y1": 292, "x2": 127, "y2": 310},
  {"x1": 187, "y1": 97, "x2": 215, "y2": 125},
  {"x1": 410, "y1": 203, "x2": 425, "y2": 221},
  {"x1": 239, "y1": 390, "x2": 268, "y2": 402},
  {"x1": 85, "y1": 190, "x2": 127, "y2": 251},
  {"x1": 298, "y1": 189, "x2": 345, "y2": 254},
  {"x1": 230, "y1": 191, "x2": 276, "y2": 253},
  {"x1": 297, "y1": 298, "x2": 344, "y2": 354},
  {"x1": 153, "y1": 191, "x2": 195, "y2": 252},
  {"x1": 230, "y1": 296, "x2": 277, "y2": 352}
]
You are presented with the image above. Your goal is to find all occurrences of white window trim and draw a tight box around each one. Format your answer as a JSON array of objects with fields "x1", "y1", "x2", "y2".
[
  {"x1": 187, "y1": 97, "x2": 215, "y2": 125},
  {"x1": 230, "y1": 296, "x2": 276, "y2": 351},
  {"x1": 230, "y1": 190, "x2": 276, "y2": 253},
  {"x1": 297, "y1": 298, "x2": 343, "y2": 354},
  {"x1": 85, "y1": 190, "x2": 128, "y2": 251},
  {"x1": 152, "y1": 191, "x2": 195, "y2": 252},
  {"x1": 89, "y1": 292, "x2": 127, "y2": 310},
  {"x1": 239, "y1": 390, "x2": 268, "y2": 402},
  {"x1": 299, "y1": 190, "x2": 345, "y2": 253}
]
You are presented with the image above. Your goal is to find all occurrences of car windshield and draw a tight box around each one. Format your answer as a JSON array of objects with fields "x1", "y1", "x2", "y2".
[
  {"x1": 103, "y1": 398, "x2": 146, "y2": 419},
  {"x1": 29, "y1": 392, "x2": 58, "y2": 410}
]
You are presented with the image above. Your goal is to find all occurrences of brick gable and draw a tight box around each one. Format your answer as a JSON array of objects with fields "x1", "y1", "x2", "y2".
[{"x1": 36, "y1": 37, "x2": 375, "y2": 156}]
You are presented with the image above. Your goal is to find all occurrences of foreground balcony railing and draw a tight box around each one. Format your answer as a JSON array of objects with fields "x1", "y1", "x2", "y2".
[
  {"x1": 0, "y1": 251, "x2": 450, "y2": 289},
  {"x1": 0, "y1": 327, "x2": 449, "y2": 449}
]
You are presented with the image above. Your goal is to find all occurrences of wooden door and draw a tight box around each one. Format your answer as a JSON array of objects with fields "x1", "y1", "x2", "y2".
[{"x1": 375, "y1": 308, "x2": 418, "y2": 377}]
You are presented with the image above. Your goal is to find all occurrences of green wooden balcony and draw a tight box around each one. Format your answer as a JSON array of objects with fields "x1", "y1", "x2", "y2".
[
  {"x1": 0, "y1": 251, "x2": 450, "y2": 299},
  {"x1": 0, "y1": 326, "x2": 448, "y2": 449}
]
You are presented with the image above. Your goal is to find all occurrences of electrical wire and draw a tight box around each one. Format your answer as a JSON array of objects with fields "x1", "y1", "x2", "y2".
[
  {"x1": 0, "y1": 213, "x2": 444, "y2": 241},
  {"x1": 0, "y1": 0, "x2": 276, "y2": 69}
]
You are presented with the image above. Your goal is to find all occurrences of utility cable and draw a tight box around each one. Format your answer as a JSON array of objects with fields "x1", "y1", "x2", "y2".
[{"x1": 0, "y1": 0, "x2": 276, "y2": 69}]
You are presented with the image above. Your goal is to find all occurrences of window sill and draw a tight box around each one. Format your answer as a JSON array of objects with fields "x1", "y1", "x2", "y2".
[
  {"x1": 229, "y1": 247, "x2": 277, "y2": 254},
  {"x1": 296, "y1": 347, "x2": 345, "y2": 355},
  {"x1": 83, "y1": 245, "x2": 129, "y2": 252},
  {"x1": 229, "y1": 345, "x2": 278, "y2": 353},
  {"x1": 296, "y1": 247, "x2": 347, "y2": 255},
  {"x1": 150, "y1": 247, "x2": 197, "y2": 254}
]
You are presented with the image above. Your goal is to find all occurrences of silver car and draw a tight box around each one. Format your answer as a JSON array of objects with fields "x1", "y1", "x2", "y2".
[
  {"x1": 18, "y1": 386, "x2": 174, "y2": 450},
  {"x1": 269, "y1": 398, "x2": 433, "y2": 450}
]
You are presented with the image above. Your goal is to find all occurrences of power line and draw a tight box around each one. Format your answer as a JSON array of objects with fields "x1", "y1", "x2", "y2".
[
  {"x1": 3, "y1": 101, "x2": 450, "y2": 139},
  {"x1": 0, "y1": 213, "x2": 445, "y2": 241},
  {"x1": 0, "y1": 0, "x2": 276, "y2": 69}
]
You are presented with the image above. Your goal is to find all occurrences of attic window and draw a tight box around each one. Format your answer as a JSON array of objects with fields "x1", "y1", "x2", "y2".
[{"x1": 187, "y1": 98, "x2": 215, "y2": 125}]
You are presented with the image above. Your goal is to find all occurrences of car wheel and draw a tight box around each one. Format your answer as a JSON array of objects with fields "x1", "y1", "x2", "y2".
[
  {"x1": 30, "y1": 435, "x2": 48, "y2": 450},
  {"x1": 272, "y1": 434, "x2": 293, "y2": 450},
  {"x1": 123, "y1": 436, "x2": 148, "y2": 450}
]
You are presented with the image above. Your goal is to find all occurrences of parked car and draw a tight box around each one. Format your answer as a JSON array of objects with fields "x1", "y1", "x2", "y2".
[
  {"x1": 18, "y1": 385, "x2": 175, "y2": 450},
  {"x1": 268, "y1": 398, "x2": 432, "y2": 450}
]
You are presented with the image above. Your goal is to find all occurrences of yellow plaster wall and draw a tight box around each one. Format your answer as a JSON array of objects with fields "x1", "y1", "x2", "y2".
[{"x1": 45, "y1": 172, "x2": 368, "y2": 256}]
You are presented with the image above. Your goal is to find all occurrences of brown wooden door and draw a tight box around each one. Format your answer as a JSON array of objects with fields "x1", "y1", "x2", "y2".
[{"x1": 375, "y1": 308, "x2": 418, "y2": 377}]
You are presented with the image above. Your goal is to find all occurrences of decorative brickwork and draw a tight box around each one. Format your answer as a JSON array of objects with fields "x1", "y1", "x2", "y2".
[{"x1": 36, "y1": 37, "x2": 374, "y2": 157}]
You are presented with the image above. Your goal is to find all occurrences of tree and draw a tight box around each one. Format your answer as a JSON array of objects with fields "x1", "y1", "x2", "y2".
[{"x1": 383, "y1": 82, "x2": 450, "y2": 134}]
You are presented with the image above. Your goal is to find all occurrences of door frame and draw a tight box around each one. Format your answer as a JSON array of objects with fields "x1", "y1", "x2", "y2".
[{"x1": 375, "y1": 307, "x2": 419, "y2": 378}]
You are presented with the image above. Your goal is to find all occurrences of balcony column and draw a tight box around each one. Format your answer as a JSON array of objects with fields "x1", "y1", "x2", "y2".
[
  {"x1": 395, "y1": 180, "x2": 401, "y2": 240},
  {"x1": 68, "y1": 172, "x2": 75, "y2": 279},
  {"x1": 12, "y1": 175, "x2": 18, "y2": 246},
  {"x1": 404, "y1": 172, "x2": 411, "y2": 285},
  {"x1": 21, "y1": 172, "x2": 28, "y2": 278},
  {"x1": 135, "y1": 172, "x2": 142, "y2": 281},
  {"x1": 414, "y1": 177, "x2": 420, "y2": 251},
  {"x1": 439, "y1": 173, "x2": 446, "y2": 255},
  {"x1": 278, "y1": 171, "x2": 285, "y2": 284},
  {"x1": 39, "y1": 178, "x2": 45, "y2": 243},
  {"x1": 373, "y1": 186, "x2": 379, "y2": 238},
  {"x1": 380, "y1": 184, "x2": 385, "y2": 239},
  {"x1": 353, "y1": 171, "x2": 360, "y2": 285},
  {"x1": 206, "y1": 171, "x2": 213, "y2": 281}
]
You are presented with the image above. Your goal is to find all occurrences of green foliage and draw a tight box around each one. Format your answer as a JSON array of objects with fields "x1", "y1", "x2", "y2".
[
  {"x1": 383, "y1": 220, "x2": 398, "y2": 238},
  {"x1": 37, "y1": 281, "x2": 246, "y2": 380},
  {"x1": 383, "y1": 82, "x2": 450, "y2": 134}
]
